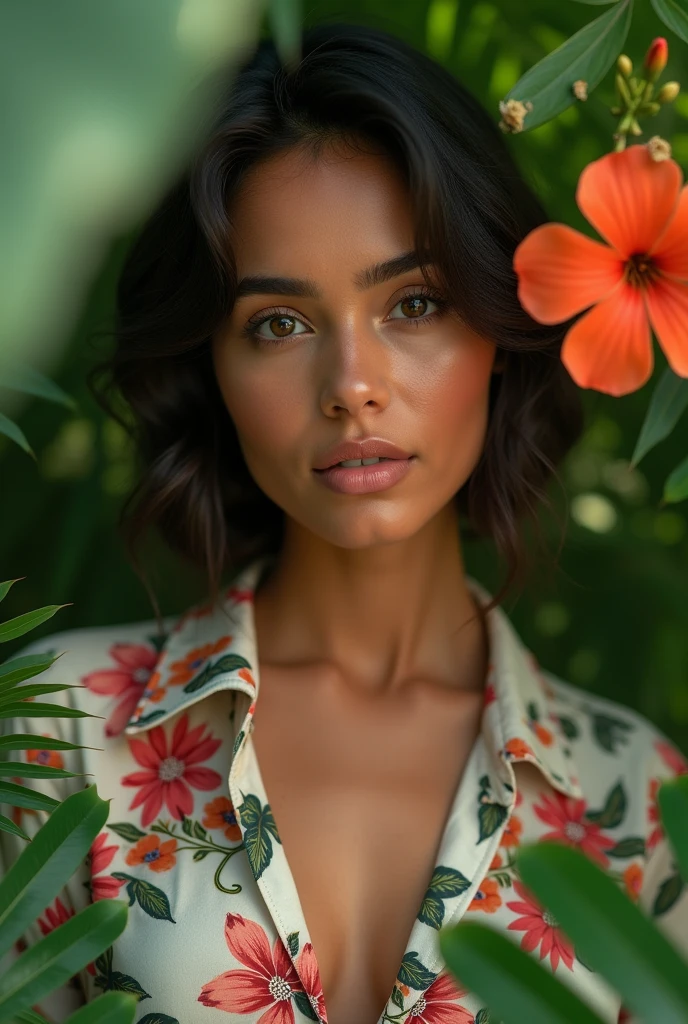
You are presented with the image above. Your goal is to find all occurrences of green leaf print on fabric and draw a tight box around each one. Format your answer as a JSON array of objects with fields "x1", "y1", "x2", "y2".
[
  {"x1": 238, "y1": 792, "x2": 281, "y2": 878},
  {"x1": 107, "y1": 821, "x2": 147, "y2": 842},
  {"x1": 287, "y1": 930, "x2": 300, "y2": 957},
  {"x1": 94, "y1": 945, "x2": 152, "y2": 1002},
  {"x1": 397, "y1": 951, "x2": 437, "y2": 990},
  {"x1": 418, "y1": 865, "x2": 472, "y2": 929},
  {"x1": 132, "y1": 708, "x2": 167, "y2": 728},
  {"x1": 607, "y1": 836, "x2": 646, "y2": 858},
  {"x1": 584, "y1": 781, "x2": 627, "y2": 829},
  {"x1": 183, "y1": 652, "x2": 253, "y2": 693},
  {"x1": 139, "y1": 1015, "x2": 180, "y2": 1024},
  {"x1": 653, "y1": 871, "x2": 686, "y2": 916},
  {"x1": 476, "y1": 775, "x2": 511, "y2": 843},
  {"x1": 293, "y1": 990, "x2": 320, "y2": 1020},
  {"x1": 111, "y1": 872, "x2": 176, "y2": 922},
  {"x1": 391, "y1": 985, "x2": 405, "y2": 1010},
  {"x1": 232, "y1": 728, "x2": 245, "y2": 757},
  {"x1": 558, "y1": 715, "x2": 579, "y2": 741},
  {"x1": 588, "y1": 710, "x2": 634, "y2": 753}
]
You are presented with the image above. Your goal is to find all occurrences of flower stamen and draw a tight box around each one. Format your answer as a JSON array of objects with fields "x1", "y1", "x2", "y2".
[{"x1": 624, "y1": 253, "x2": 662, "y2": 289}]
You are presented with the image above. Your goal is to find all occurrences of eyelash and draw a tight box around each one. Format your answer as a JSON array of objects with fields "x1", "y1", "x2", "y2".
[{"x1": 240, "y1": 285, "x2": 451, "y2": 346}]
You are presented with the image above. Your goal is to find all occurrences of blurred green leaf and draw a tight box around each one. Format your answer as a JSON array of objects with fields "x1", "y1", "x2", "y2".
[
  {"x1": 0, "y1": 682, "x2": 81, "y2": 708},
  {"x1": 0, "y1": 733, "x2": 96, "y2": 754},
  {"x1": 631, "y1": 367, "x2": 688, "y2": 468},
  {"x1": 439, "y1": 919, "x2": 605, "y2": 1023},
  {"x1": 505, "y1": 0, "x2": 633, "y2": 130},
  {"x1": 0, "y1": 784, "x2": 109, "y2": 959},
  {"x1": 267, "y1": 0, "x2": 302, "y2": 68},
  {"x1": 0, "y1": 899, "x2": 128, "y2": 1022},
  {"x1": 0, "y1": 414, "x2": 35, "y2": 460},
  {"x1": 0, "y1": 780, "x2": 59, "y2": 815},
  {"x1": 659, "y1": 775, "x2": 688, "y2": 883},
  {"x1": 64, "y1": 991, "x2": 138, "y2": 1024},
  {"x1": 0, "y1": 760, "x2": 81, "y2": 781},
  {"x1": 0, "y1": 653, "x2": 64, "y2": 693},
  {"x1": 664, "y1": 453, "x2": 688, "y2": 504},
  {"x1": 651, "y1": 0, "x2": 688, "y2": 45},
  {"x1": 0, "y1": 607, "x2": 72, "y2": 644},
  {"x1": 516, "y1": 841, "x2": 688, "y2": 1022},
  {"x1": 0, "y1": 364, "x2": 78, "y2": 413}
]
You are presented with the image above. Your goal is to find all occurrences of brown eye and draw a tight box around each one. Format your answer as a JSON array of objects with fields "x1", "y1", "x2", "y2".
[
  {"x1": 399, "y1": 296, "x2": 429, "y2": 318},
  {"x1": 268, "y1": 315, "x2": 297, "y2": 337}
]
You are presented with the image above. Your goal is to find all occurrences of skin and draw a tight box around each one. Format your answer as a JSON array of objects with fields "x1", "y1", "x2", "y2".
[{"x1": 211, "y1": 140, "x2": 503, "y2": 1023}]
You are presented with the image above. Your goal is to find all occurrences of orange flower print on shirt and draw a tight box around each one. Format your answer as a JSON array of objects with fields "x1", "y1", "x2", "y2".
[
  {"x1": 203, "y1": 796, "x2": 242, "y2": 843},
  {"x1": 126, "y1": 833, "x2": 178, "y2": 873},
  {"x1": 121, "y1": 712, "x2": 222, "y2": 828},
  {"x1": 198, "y1": 912, "x2": 303, "y2": 1022},
  {"x1": 514, "y1": 143, "x2": 688, "y2": 397},
  {"x1": 468, "y1": 876, "x2": 502, "y2": 914},
  {"x1": 623, "y1": 862, "x2": 643, "y2": 902},
  {"x1": 82, "y1": 641, "x2": 161, "y2": 738},
  {"x1": 165, "y1": 636, "x2": 233, "y2": 687},
  {"x1": 406, "y1": 972, "x2": 473, "y2": 1023},
  {"x1": 503, "y1": 737, "x2": 536, "y2": 761},
  {"x1": 507, "y1": 878, "x2": 575, "y2": 972},
  {"x1": 501, "y1": 812, "x2": 523, "y2": 848},
  {"x1": 533, "y1": 791, "x2": 616, "y2": 869},
  {"x1": 26, "y1": 738, "x2": 65, "y2": 769}
]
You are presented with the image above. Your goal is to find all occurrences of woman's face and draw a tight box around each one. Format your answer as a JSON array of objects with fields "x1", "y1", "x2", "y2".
[{"x1": 211, "y1": 142, "x2": 499, "y2": 550}]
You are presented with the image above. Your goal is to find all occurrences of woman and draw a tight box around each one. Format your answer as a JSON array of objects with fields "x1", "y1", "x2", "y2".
[{"x1": 1, "y1": 22, "x2": 687, "y2": 1024}]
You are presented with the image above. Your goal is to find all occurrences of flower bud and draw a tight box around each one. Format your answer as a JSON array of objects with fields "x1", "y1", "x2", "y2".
[
  {"x1": 617, "y1": 54, "x2": 633, "y2": 77},
  {"x1": 656, "y1": 81, "x2": 680, "y2": 104},
  {"x1": 643, "y1": 38, "x2": 668, "y2": 83}
]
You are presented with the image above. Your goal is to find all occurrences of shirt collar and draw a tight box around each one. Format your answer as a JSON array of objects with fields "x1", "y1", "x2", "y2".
[{"x1": 124, "y1": 555, "x2": 583, "y2": 799}]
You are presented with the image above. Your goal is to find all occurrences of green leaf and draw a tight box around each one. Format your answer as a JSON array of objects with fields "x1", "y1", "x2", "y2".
[
  {"x1": 651, "y1": 0, "x2": 688, "y2": 44},
  {"x1": 94, "y1": 968, "x2": 151, "y2": 1001},
  {"x1": 504, "y1": 0, "x2": 633, "y2": 130},
  {"x1": 426, "y1": 865, "x2": 472, "y2": 898},
  {"x1": 0, "y1": 363, "x2": 78, "y2": 411},
  {"x1": 267, "y1": 0, "x2": 302, "y2": 69},
  {"x1": 13, "y1": 1008, "x2": 51, "y2": 1024},
  {"x1": 0, "y1": 898, "x2": 128, "y2": 1021},
  {"x1": 0, "y1": 732, "x2": 92, "y2": 753},
  {"x1": 569, "y1": 0, "x2": 622, "y2": 3},
  {"x1": 0, "y1": 701, "x2": 94, "y2": 720},
  {"x1": 658, "y1": 775, "x2": 688, "y2": 884},
  {"x1": 397, "y1": 952, "x2": 437, "y2": 990},
  {"x1": 238, "y1": 793, "x2": 280, "y2": 879},
  {"x1": 183, "y1": 653, "x2": 253, "y2": 694},
  {"x1": 293, "y1": 990, "x2": 319, "y2": 1021},
  {"x1": 583, "y1": 781, "x2": 626, "y2": 829},
  {"x1": 516, "y1": 840, "x2": 688, "y2": 1022},
  {"x1": 0, "y1": 681, "x2": 81, "y2": 706},
  {"x1": 287, "y1": 930, "x2": 300, "y2": 957},
  {"x1": 0, "y1": 760, "x2": 80, "y2": 781},
  {"x1": 0, "y1": 604, "x2": 72, "y2": 644},
  {"x1": 607, "y1": 836, "x2": 646, "y2": 858},
  {"x1": 478, "y1": 800, "x2": 510, "y2": 841},
  {"x1": 0, "y1": 811, "x2": 30, "y2": 842},
  {"x1": 64, "y1": 991, "x2": 139, "y2": 1024},
  {"x1": 440, "y1": 920, "x2": 605, "y2": 1023},
  {"x1": 106, "y1": 821, "x2": 148, "y2": 843},
  {"x1": 418, "y1": 894, "x2": 445, "y2": 929},
  {"x1": 193, "y1": 849, "x2": 209, "y2": 861},
  {"x1": 111, "y1": 873, "x2": 176, "y2": 923},
  {"x1": 653, "y1": 872, "x2": 685, "y2": 915},
  {"x1": 391, "y1": 985, "x2": 405, "y2": 1010},
  {"x1": 0, "y1": 411, "x2": 35, "y2": 459},
  {"x1": 0, "y1": 783, "x2": 109, "y2": 960},
  {"x1": 0, "y1": 651, "x2": 62, "y2": 693},
  {"x1": 663, "y1": 452, "x2": 688, "y2": 504},
  {"x1": 631, "y1": 367, "x2": 688, "y2": 467},
  {"x1": 137, "y1": 1014, "x2": 179, "y2": 1024},
  {"x1": 0, "y1": 779, "x2": 59, "y2": 812}
]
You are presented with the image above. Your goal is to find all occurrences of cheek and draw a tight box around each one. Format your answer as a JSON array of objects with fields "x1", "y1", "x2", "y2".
[{"x1": 422, "y1": 340, "x2": 495, "y2": 464}]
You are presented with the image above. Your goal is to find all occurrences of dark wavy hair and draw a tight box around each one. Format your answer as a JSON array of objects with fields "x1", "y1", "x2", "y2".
[{"x1": 88, "y1": 20, "x2": 584, "y2": 633}]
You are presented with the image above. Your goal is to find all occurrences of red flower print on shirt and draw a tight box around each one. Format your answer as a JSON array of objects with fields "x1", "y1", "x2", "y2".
[
  {"x1": 89, "y1": 832, "x2": 127, "y2": 901},
  {"x1": 121, "y1": 712, "x2": 222, "y2": 828},
  {"x1": 406, "y1": 972, "x2": 473, "y2": 1022},
  {"x1": 532, "y1": 791, "x2": 616, "y2": 868},
  {"x1": 37, "y1": 895, "x2": 74, "y2": 936},
  {"x1": 203, "y1": 796, "x2": 243, "y2": 842},
  {"x1": 198, "y1": 912, "x2": 302, "y2": 1022},
  {"x1": 125, "y1": 834, "x2": 178, "y2": 872},
  {"x1": 82, "y1": 642, "x2": 161, "y2": 738},
  {"x1": 164, "y1": 637, "x2": 233, "y2": 687},
  {"x1": 654, "y1": 737, "x2": 688, "y2": 776},
  {"x1": 507, "y1": 878, "x2": 575, "y2": 972},
  {"x1": 295, "y1": 942, "x2": 328, "y2": 1022},
  {"x1": 647, "y1": 777, "x2": 664, "y2": 853}
]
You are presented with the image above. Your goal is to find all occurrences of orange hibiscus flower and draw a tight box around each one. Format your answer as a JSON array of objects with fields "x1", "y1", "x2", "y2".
[
  {"x1": 514, "y1": 143, "x2": 688, "y2": 396},
  {"x1": 126, "y1": 833, "x2": 178, "y2": 872}
]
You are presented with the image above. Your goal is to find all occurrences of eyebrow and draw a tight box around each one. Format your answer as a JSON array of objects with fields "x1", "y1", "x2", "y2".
[{"x1": 234, "y1": 249, "x2": 433, "y2": 301}]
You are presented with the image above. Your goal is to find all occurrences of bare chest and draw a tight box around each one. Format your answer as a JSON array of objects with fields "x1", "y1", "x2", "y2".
[{"x1": 250, "y1": 664, "x2": 485, "y2": 1024}]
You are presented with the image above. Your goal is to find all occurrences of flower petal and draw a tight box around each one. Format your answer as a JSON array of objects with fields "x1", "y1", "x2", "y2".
[
  {"x1": 649, "y1": 186, "x2": 688, "y2": 279},
  {"x1": 561, "y1": 280, "x2": 653, "y2": 396},
  {"x1": 577, "y1": 145, "x2": 682, "y2": 258},
  {"x1": 224, "y1": 913, "x2": 275, "y2": 977},
  {"x1": 198, "y1": 968, "x2": 271, "y2": 1011},
  {"x1": 644, "y1": 274, "x2": 688, "y2": 377},
  {"x1": 514, "y1": 224, "x2": 623, "y2": 324}
]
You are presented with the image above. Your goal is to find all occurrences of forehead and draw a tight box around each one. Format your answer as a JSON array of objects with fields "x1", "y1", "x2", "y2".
[{"x1": 227, "y1": 144, "x2": 416, "y2": 274}]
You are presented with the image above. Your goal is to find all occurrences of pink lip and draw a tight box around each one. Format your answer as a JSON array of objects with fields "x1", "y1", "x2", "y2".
[{"x1": 313, "y1": 457, "x2": 416, "y2": 495}]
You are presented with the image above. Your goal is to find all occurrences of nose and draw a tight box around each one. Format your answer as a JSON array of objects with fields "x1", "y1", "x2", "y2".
[{"x1": 319, "y1": 321, "x2": 391, "y2": 418}]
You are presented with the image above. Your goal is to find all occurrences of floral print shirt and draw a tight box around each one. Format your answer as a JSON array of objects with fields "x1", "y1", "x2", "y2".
[{"x1": 1, "y1": 553, "x2": 687, "y2": 1024}]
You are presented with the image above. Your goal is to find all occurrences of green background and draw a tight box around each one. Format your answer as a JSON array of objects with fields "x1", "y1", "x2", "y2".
[{"x1": 3, "y1": 0, "x2": 688, "y2": 750}]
